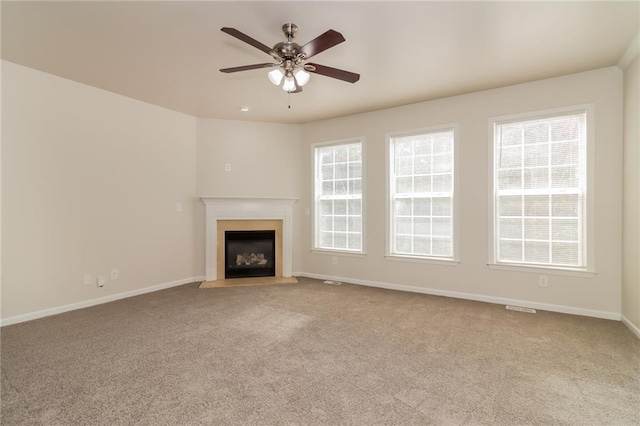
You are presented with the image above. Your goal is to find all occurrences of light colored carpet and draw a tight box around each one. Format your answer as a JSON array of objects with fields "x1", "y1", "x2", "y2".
[{"x1": 1, "y1": 277, "x2": 639, "y2": 425}]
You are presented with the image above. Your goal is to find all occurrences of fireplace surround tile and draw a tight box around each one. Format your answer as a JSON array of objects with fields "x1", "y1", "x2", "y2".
[{"x1": 217, "y1": 220, "x2": 281, "y2": 280}]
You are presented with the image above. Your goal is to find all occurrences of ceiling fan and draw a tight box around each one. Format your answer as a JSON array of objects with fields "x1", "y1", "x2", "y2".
[{"x1": 219, "y1": 23, "x2": 360, "y2": 93}]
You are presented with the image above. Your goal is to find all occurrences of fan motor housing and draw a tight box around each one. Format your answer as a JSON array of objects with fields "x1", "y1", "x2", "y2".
[{"x1": 272, "y1": 41, "x2": 301, "y2": 59}]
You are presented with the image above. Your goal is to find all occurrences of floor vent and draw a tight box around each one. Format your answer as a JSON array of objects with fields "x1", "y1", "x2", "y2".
[
  {"x1": 323, "y1": 280, "x2": 342, "y2": 285},
  {"x1": 506, "y1": 305, "x2": 536, "y2": 314}
]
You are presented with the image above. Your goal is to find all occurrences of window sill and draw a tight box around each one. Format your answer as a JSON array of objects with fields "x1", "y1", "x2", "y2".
[
  {"x1": 385, "y1": 255, "x2": 460, "y2": 266},
  {"x1": 487, "y1": 263, "x2": 596, "y2": 278},
  {"x1": 311, "y1": 249, "x2": 366, "y2": 258}
]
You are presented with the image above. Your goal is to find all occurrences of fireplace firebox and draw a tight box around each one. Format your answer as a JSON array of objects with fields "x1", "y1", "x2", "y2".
[{"x1": 224, "y1": 230, "x2": 276, "y2": 279}]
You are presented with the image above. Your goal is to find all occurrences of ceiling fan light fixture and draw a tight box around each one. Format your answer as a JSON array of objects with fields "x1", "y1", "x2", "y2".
[
  {"x1": 221, "y1": 24, "x2": 360, "y2": 91},
  {"x1": 293, "y1": 68, "x2": 310, "y2": 86},
  {"x1": 282, "y1": 75, "x2": 296, "y2": 92},
  {"x1": 268, "y1": 68, "x2": 284, "y2": 85}
]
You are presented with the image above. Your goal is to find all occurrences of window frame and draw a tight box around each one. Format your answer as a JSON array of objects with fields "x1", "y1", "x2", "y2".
[
  {"x1": 311, "y1": 137, "x2": 366, "y2": 256},
  {"x1": 488, "y1": 105, "x2": 596, "y2": 276},
  {"x1": 385, "y1": 124, "x2": 460, "y2": 264}
]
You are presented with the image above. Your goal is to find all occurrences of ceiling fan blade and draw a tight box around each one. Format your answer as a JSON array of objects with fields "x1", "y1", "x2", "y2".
[
  {"x1": 220, "y1": 63, "x2": 277, "y2": 73},
  {"x1": 306, "y1": 63, "x2": 360, "y2": 83},
  {"x1": 221, "y1": 27, "x2": 273, "y2": 55},
  {"x1": 299, "y1": 29, "x2": 345, "y2": 59}
]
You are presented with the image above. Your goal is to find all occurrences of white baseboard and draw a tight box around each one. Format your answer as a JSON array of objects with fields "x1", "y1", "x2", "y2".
[
  {"x1": 0, "y1": 276, "x2": 205, "y2": 327},
  {"x1": 621, "y1": 315, "x2": 640, "y2": 339},
  {"x1": 4, "y1": 273, "x2": 627, "y2": 329},
  {"x1": 295, "y1": 272, "x2": 621, "y2": 321}
]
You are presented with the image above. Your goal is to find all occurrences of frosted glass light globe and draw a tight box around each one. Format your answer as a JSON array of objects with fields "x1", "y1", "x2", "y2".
[
  {"x1": 268, "y1": 68, "x2": 284, "y2": 85},
  {"x1": 294, "y1": 69, "x2": 310, "y2": 86}
]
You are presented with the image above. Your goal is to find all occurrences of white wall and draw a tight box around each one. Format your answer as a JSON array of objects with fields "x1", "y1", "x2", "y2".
[
  {"x1": 195, "y1": 118, "x2": 303, "y2": 269},
  {"x1": 196, "y1": 118, "x2": 301, "y2": 197},
  {"x1": 622, "y1": 55, "x2": 640, "y2": 334},
  {"x1": 1, "y1": 61, "x2": 201, "y2": 321},
  {"x1": 1, "y1": 61, "x2": 630, "y2": 324},
  {"x1": 299, "y1": 67, "x2": 624, "y2": 319}
]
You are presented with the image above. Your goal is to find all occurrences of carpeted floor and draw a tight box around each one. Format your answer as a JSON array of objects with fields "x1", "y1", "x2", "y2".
[{"x1": 1, "y1": 277, "x2": 639, "y2": 425}]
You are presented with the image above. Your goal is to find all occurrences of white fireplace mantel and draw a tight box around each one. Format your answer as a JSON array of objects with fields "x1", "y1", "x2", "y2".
[{"x1": 200, "y1": 197, "x2": 298, "y2": 281}]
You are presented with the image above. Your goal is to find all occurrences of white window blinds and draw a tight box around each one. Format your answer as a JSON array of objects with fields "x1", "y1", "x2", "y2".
[
  {"x1": 314, "y1": 141, "x2": 363, "y2": 252},
  {"x1": 390, "y1": 129, "x2": 455, "y2": 258},
  {"x1": 494, "y1": 112, "x2": 587, "y2": 268}
]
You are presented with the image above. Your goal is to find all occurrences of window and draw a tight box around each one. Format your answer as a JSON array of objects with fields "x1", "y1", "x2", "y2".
[
  {"x1": 389, "y1": 127, "x2": 456, "y2": 260},
  {"x1": 313, "y1": 140, "x2": 363, "y2": 252},
  {"x1": 491, "y1": 108, "x2": 590, "y2": 270}
]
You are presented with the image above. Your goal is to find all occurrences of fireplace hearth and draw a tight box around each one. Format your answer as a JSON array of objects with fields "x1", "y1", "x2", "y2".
[{"x1": 225, "y1": 230, "x2": 276, "y2": 279}]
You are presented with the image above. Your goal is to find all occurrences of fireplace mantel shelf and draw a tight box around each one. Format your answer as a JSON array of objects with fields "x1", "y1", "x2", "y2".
[
  {"x1": 200, "y1": 196, "x2": 298, "y2": 205},
  {"x1": 201, "y1": 197, "x2": 297, "y2": 282}
]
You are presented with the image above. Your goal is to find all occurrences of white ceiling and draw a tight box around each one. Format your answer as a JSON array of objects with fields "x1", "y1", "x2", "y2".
[{"x1": 2, "y1": 1, "x2": 638, "y2": 124}]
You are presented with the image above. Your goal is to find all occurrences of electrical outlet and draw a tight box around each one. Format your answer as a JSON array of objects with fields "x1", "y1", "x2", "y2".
[
  {"x1": 224, "y1": 163, "x2": 231, "y2": 172},
  {"x1": 538, "y1": 275, "x2": 549, "y2": 288},
  {"x1": 83, "y1": 274, "x2": 93, "y2": 286},
  {"x1": 97, "y1": 276, "x2": 106, "y2": 287},
  {"x1": 110, "y1": 269, "x2": 119, "y2": 280},
  {"x1": 331, "y1": 256, "x2": 338, "y2": 265}
]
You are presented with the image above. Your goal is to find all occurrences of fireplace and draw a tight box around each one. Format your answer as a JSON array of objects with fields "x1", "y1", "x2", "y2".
[
  {"x1": 225, "y1": 230, "x2": 276, "y2": 279},
  {"x1": 200, "y1": 197, "x2": 297, "y2": 282}
]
